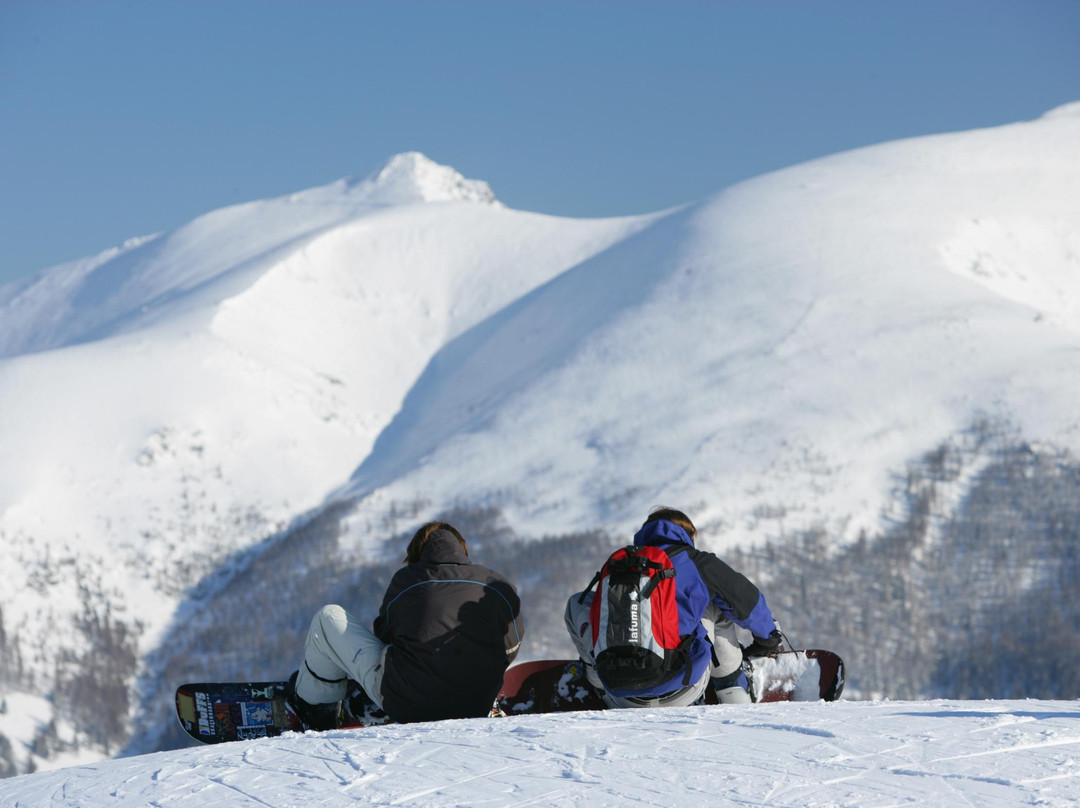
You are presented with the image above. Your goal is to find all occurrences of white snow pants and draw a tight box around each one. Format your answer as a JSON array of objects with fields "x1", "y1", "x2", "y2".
[
  {"x1": 295, "y1": 604, "x2": 388, "y2": 710},
  {"x1": 564, "y1": 591, "x2": 746, "y2": 708}
]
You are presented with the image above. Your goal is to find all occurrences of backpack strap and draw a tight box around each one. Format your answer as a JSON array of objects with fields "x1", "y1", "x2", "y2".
[
  {"x1": 608, "y1": 552, "x2": 663, "y2": 574},
  {"x1": 673, "y1": 634, "x2": 695, "y2": 686},
  {"x1": 578, "y1": 568, "x2": 603, "y2": 604},
  {"x1": 637, "y1": 567, "x2": 675, "y2": 600}
]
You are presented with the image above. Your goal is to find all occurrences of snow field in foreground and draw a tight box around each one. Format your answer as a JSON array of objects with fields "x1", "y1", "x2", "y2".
[{"x1": 2, "y1": 699, "x2": 1078, "y2": 807}]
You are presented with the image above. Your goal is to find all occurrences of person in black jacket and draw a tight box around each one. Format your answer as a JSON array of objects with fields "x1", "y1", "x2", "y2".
[{"x1": 288, "y1": 521, "x2": 524, "y2": 728}]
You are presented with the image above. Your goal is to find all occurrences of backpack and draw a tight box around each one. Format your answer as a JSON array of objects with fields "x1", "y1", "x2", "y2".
[{"x1": 579, "y1": 543, "x2": 703, "y2": 692}]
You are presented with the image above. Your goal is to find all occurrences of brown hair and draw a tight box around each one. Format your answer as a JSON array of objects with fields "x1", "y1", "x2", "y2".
[
  {"x1": 643, "y1": 507, "x2": 697, "y2": 540},
  {"x1": 404, "y1": 521, "x2": 468, "y2": 563}
]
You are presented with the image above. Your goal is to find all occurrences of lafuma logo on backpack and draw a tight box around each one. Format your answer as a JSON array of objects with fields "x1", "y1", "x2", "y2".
[{"x1": 627, "y1": 590, "x2": 640, "y2": 641}]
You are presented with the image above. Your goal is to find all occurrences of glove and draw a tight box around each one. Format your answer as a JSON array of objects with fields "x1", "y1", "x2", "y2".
[{"x1": 743, "y1": 629, "x2": 784, "y2": 657}]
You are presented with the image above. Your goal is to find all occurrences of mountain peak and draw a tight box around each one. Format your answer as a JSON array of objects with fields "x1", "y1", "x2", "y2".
[{"x1": 346, "y1": 151, "x2": 500, "y2": 206}]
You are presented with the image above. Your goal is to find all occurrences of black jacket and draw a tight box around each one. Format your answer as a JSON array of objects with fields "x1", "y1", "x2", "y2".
[{"x1": 373, "y1": 530, "x2": 524, "y2": 723}]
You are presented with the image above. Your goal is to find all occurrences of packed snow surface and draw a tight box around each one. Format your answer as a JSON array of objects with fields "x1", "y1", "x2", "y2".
[{"x1": 3, "y1": 700, "x2": 1079, "y2": 806}]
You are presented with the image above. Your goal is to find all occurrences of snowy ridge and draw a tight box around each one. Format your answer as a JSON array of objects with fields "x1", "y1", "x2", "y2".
[
  {"x1": 0, "y1": 153, "x2": 498, "y2": 360},
  {"x1": 3, "y1": 700, "x2": 1079, "y2": 806}
]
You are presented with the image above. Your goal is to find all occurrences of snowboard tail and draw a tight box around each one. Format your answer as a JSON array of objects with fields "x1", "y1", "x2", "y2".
[
  {"x1": 175, "y1": 679, "x2": 387, "y2": 745},
  {"x1": 496, "y1": 659, "x2": 608, "y2": 715}
]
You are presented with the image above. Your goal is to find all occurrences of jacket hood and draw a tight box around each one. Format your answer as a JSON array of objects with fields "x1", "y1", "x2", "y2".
[
  {"x1": 633, "y1": 519, "x2": 694, "y2": 548},
  {"x1": 419, "y1": 529, "x2": 469, "y2": 564}
]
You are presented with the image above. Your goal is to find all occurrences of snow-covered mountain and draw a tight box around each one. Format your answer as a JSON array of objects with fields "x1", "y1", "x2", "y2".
[
  {"x1": 3, "y1": 699, "x2": 1078, "y2": 806},
  {"x1": 0, "y1": 152, "x2": 651, "y2": 662},
  {"x1": 337, "y1": 102, "x2": 1080, "y2": 555},
  {"x1": 1, "y1": 104, "x2": 1079, "y2": 772}
]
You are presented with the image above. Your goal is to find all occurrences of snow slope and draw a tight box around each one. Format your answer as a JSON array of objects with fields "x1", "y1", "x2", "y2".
[{"x1": 2, "y1": 700, "x2": 1079, "y2": 806}]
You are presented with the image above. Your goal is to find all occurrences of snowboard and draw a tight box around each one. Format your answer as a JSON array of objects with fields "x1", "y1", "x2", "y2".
[
  {"x1": 175, "y1": 679, "x2": 389, "y2": 745},
  {"x1": 496, "y1": 649, "x2": 845, "y2": 715},
  {"x1": 175, "y1": 649, "x2": 844, "y2": 743}
]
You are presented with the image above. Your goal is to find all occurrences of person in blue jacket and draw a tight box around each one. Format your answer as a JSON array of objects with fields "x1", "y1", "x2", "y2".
[{"x1": 565, "y1": 507, "x2": 782, "y2": 706}]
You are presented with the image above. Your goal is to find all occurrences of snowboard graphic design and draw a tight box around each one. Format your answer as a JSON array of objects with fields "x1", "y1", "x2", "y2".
[{"x1": 174, "y1": 679, "x2": 387, "y2": 745}]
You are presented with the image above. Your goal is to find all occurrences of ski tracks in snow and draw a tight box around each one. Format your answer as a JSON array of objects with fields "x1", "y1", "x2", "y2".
[{"x1": 3, "y1": 700, "x2": 1079, "y2": 806}]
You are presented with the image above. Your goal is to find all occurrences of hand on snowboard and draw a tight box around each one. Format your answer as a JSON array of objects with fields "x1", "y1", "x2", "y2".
[{"x1": 743, "y1": 629, "x2": 784, "y2": 657}]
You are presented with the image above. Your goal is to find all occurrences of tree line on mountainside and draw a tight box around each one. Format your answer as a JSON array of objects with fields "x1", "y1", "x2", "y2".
[
  {"x1": 0, "y1": 572, "x2": 138, "y2": 773},
  {"x1": 727, "y1": 418, "x2": 1080, "y2": 700}
]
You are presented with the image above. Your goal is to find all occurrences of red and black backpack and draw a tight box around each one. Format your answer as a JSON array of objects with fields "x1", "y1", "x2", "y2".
[{"x1": 579, "y1": 543, "x2": 698, "y2": 691}]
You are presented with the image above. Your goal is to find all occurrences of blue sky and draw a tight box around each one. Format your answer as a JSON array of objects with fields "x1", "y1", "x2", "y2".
[{"x1": 2, "y1": 0, "x2": 1078, "y2": 287}]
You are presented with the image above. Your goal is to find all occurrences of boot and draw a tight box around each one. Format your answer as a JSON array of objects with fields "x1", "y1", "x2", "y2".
[
  {"x1": 345, "y1": 681, "x2": 387, "y2": 725},
  {"x1": 715, "y1": 685, "x2": 752, "y2": 704},
  {"x1": 711, "y1": 667, "x2": 753, "y2": 704},
  {"x1": 286, "y1": 670, "x2": 342, "y2": 731}
]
